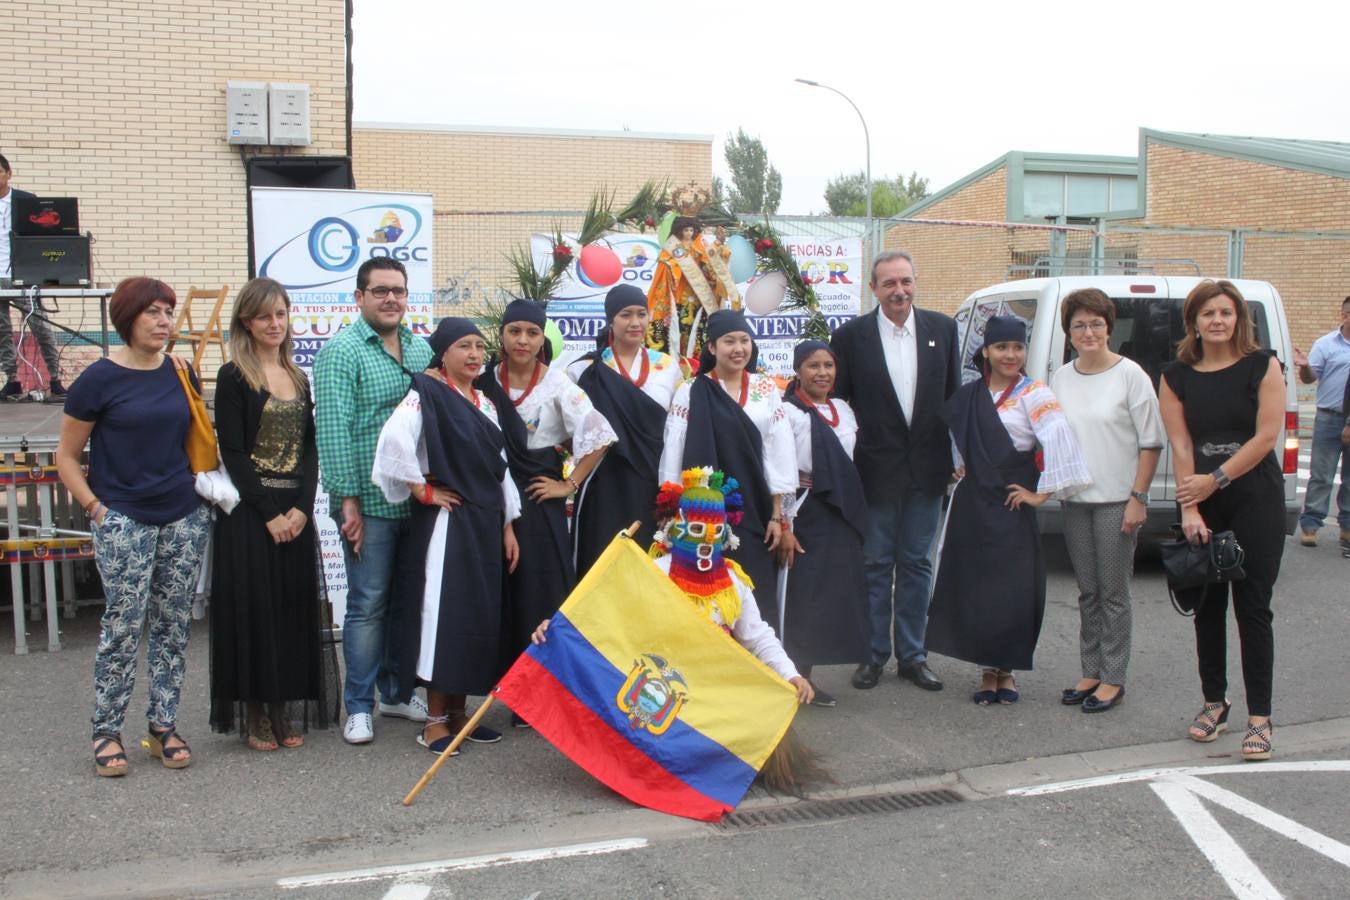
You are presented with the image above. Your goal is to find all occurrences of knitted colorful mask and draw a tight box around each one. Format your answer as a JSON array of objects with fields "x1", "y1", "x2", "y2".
[{"x1": 652, "y1": 467, "x2": 745, "y2": 626}]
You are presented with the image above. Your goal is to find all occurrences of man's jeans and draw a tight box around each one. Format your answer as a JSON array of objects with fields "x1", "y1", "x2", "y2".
[
  {"x1": 1299, "y1": 408, "x2": 1350, "y2": 532},
  {"x1": 862, "y1": 485, "x2": 944, "y2": 666},
  {"x1": 340, "y1": 514, "x2": 410, "y2": 715}
]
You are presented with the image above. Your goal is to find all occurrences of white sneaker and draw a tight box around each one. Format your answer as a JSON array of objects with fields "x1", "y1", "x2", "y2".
[
  {"x1": 378, "y1": 693, "x2": 429, "y2": 722},
  {"x1": 343, "y1": 712, "x2": 374, "y2": 744}
]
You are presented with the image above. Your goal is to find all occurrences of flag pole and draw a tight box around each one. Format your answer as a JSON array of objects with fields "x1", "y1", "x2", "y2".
[{"x1": 402, "y1": 696, "x2": 497, "y2": 806}]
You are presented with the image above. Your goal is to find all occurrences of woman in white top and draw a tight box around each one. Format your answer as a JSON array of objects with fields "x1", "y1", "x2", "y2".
[
  {"x1": 566, "y1": 284, "x2": 685, "y2": 578},
  {"x1": 475, "y1": 299, "x2": 617, "y2": 696},
  {"x1": 372, "y1": 318, "x2": 521, "y2": 754},
  {"x1": 1050, "y1": 289, "x2": 1165, "y2": 714},
  {"x1": 658, "y1": 309, "x2": 796, "y2": 634},
  {"x1": 778, "y1": 340, "x2": 870, "y2": 706}
]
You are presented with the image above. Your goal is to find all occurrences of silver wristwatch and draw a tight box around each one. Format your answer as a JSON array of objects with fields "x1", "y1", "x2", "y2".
[{"x1": 1129, "y1": 490, "x2": 1149, "y2": 504}]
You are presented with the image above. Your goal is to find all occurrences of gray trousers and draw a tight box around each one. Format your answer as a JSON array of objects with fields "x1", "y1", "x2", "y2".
[
  {"x1": 0, "y1": 296, "x2": 63, "y2": 382},
  {"x1": 1063, "y1": 501, "x2": 1137, "y2": 685}
]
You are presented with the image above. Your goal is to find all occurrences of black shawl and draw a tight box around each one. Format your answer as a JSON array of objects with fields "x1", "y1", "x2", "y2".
[{"x1": 782, "y1": 386, "x2": 866, "y2": 543}]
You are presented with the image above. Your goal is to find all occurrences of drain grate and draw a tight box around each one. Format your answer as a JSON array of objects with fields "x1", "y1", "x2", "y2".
[{"x1": 713, "y1": 788, "x2": 964, "y2": 830}]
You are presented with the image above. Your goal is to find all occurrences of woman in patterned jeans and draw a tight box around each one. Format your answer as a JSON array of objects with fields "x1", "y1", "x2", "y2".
[{"x1": 55, "y1": 277, "x2": 211, "y2": 776}]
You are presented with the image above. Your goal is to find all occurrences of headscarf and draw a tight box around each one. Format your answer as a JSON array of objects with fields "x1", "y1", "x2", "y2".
[
  {"x1": 500, "y1": 298, "x2": 547, "y2": 329},
  {"x1": 792, "y1": 339, "x2": 835, "y2": 371},
  {"x1": 427, "y1": 316, "x2": 483, "y2": 365},
  {"x1": 697, "y1": 309, "x2": 756, "y2": 374},
  {"x1": 982, "y1": 315, "x2": 1027, "y2": 347},
  {"x1": 604, "y1": 283, "x2": 647, "y2": 321}
]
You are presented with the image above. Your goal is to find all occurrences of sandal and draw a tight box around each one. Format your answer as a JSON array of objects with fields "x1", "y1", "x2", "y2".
[
  {"x1": 972, "y1": 669, "x2": 998, "y2": 705},
  {"x1": 268, "y1": 703, "x2": 304, "y2": 749},
  {"x1": 1188, "y1": 699, "x2": 1231, "y2": 743},
  {"x1": 415, "y1": 714, "x2": 458, "y2": 757},
  {"x1": 147, "y1": 724, "x2": 192, "y2": 769},
  {"x1": 1242, "y1": 720, "x2": 1273, "y2": 761},
  {"x1": 93, "y1": 733, "x2": 128, "y2": 777},
  {"x1": 996, "y1": 670, "x2": 1019, "y2": 705},
  {"x1": 246, "y1": 705, "x2": 278, "y2": 752}
]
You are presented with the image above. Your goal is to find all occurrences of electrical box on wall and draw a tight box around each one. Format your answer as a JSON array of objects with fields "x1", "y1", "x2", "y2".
[
  {"x1": 225, "y1": 81, "x2": 269, "y2": 145},
  {"x1": 268, "y1": 83, "x2": 311, "y2": 146}
]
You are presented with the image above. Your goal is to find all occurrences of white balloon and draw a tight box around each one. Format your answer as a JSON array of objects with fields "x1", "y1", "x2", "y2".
[{"x1": 744, "y1": 271, "x2": 788, "y2": 315}]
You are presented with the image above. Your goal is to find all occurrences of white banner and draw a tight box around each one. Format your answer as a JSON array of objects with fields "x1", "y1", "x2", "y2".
[
  {"x1": 250, "y1": 187, "x2": 435, "y2": 626},
  {"x1": 532, "y1": 232, "x2": 863, "y2": 376}
]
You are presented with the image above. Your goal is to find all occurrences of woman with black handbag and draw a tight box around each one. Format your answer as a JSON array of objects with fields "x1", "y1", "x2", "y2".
[{"x1": 1159, "y1": 280, "x2": 1286, "y2": 760}]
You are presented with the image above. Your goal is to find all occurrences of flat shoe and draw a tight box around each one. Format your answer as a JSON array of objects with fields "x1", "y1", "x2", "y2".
[
  {"x1": 810, "y1": 686, "x2": 837, "y2": 708},
  {"x1": 415, "y1": 731, "x2": 460, "y2": 756},
  {"x1": 1061, "y1": 684, "x2": 1098, "y2": 705},
  {"x1": 972, "y1": 690, "x2": 997, "y2": 706},
  {"x1": 1082, "y1": 686, "x2": 1125, "y2": 713}
]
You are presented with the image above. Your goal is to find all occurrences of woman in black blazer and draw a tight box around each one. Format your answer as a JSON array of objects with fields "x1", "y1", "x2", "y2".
[{"x1": 210, "y1": 278, "x2": 335, "y2": 751}]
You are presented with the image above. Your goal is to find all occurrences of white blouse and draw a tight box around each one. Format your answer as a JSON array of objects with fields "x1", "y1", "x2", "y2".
[
  {"x1": 658, "y1": 373, "x2": 798, "y2": 498},
  {"x1": 653, "y1": 554, "x2": 800, "y2": 682},
  {"x1": 497, "y1": 364, "x2": 618, "y2": 459},
  {"x1": 985, "y1": 376, "x2": 1092, "y2": 499},
  {"x1": 371, "y1": 387, "x2": 521, "y2": 521},
  {"x1": 783, "y1": 397, "x2": 859, "y2": 472},
  {"x1": 566, "y1": 347, "x2": 685, "y2": 411}
]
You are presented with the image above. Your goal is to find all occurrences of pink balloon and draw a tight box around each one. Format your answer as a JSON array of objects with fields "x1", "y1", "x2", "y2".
[
  {"x1": 578, "y1": 244, "x2": 623, "y2": 287},
  {"x1": 744, "y1": 271, "x2": 788, "y2": 315}
]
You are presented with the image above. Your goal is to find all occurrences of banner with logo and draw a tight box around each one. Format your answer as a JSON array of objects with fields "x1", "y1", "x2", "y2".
[
  {"x1": 250, "y1": 187, "x2": 435, "y2": 625},
  {"x1": 533, "y1": 232, "x2": 862, "y2": 375}
]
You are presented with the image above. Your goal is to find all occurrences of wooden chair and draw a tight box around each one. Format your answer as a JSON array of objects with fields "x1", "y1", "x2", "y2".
[{"x1": 170, "y1": 285, "x2": 229, "y2": 382}]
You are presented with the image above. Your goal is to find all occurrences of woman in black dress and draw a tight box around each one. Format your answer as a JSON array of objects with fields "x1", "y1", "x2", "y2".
[
  {"x1": 211, "y1": 277, "x2": 336, "y2": 750},
  {"x1": 1159, "y1": 280, "x2": 1285, "y2": 760}
]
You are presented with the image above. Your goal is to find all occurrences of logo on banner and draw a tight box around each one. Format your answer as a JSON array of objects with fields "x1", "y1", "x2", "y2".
[{"x1": 260, "y1": 203, "x2": 429, "y2": 290}]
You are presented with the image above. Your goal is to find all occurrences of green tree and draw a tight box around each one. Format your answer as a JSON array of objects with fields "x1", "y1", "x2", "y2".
[
  {"x1": 723, "y1": 128, "x2": 782, "y2": 215},
  {"x1": 823, "y1": 170, "x2": 930, "y2": 217}
]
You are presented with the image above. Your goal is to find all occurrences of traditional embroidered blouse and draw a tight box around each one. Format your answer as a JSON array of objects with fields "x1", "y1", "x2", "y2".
[
  {"x1": 496, "y1": 365, "x2": 618, "y2": 458},
  {"x1": 566, "y1": 347, "x2": 684, "y2": 410},
  {"x1": 658, "y1": 373, "x2": 798, "y2": 496},
  {"x1": 783, "y1": 397, "x2": 859, "y2": 471},
  {"x1": 371, "y1": 388, "x2": 522, "y2": 520},
  {"x1": 958, "y1": 375, "x2": 1091, "y2": 499}
]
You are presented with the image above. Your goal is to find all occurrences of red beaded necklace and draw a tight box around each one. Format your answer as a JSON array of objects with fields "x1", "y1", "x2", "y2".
[
  {"x1": 610, "y1": 342, "x2": 650, "y2": 388},
  {"x1": 711, "y1": 370, "x2": 750, "y2": 407},
  {"x1": 794, "y1": 386, "x2": 839, "y2": 427},
  {"x1": 500, "y1": 360, "x2": 544, "y2": 407},
  {"x1": 440, "y1": 368, "x2": 481, "y2": 408}
]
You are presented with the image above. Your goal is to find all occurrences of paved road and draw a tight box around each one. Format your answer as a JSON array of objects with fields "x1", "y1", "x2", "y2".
[{"x1": 2, "y1": 528, "x2": 1348, "y2": 898}]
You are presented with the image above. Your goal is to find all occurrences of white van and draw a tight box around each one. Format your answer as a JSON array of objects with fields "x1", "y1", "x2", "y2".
[{"x1": 953, "y1": 276, "x2": 1300, "y2": 538}]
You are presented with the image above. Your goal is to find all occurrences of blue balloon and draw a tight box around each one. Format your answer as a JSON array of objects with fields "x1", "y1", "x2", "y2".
[{"x1": 727, "y1": 234, "x2": 757, "y2": 283}]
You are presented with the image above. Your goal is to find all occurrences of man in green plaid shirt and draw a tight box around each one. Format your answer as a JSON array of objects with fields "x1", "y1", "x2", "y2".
[{"x1": 313, "y1": 257, "x2": 432, "y2": 745}]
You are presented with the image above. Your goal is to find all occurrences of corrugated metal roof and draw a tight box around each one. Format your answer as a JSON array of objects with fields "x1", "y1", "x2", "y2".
[{"x1": 1143, "y1": 129, "x2": 1350, "y2": 179}]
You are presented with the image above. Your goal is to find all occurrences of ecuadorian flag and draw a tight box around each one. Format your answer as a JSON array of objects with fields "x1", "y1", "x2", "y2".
[{"x1": 494, "y1": 534, "x2": 799, "y2": 822}]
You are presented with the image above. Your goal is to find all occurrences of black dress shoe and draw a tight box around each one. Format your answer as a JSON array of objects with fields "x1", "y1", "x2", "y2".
[
  {"x1": 1061, "y1": 686, "x2": 1097, "y2": 705},
  {"x1": 1082, "y1": 686, "x2": 1125, "y2": 714},
  {"x1": 897, "y1": 662, "x2": 944, "y2": 691},
  {"x1": 851, "y1": 663, "x2": 883, "y2": 690}
]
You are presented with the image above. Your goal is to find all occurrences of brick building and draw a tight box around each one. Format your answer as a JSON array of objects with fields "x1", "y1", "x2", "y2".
[{"x1": 887, "y1": 129, "x2": 1350, "y2": 351}]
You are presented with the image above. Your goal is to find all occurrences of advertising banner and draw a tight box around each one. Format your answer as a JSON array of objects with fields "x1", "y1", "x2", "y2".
[
  {"x1": 250, "y1": 187, "x2": 435, "y2": 625},
  {"x1": 533, "y1": 231, "x2": 863, "y2": 375}
]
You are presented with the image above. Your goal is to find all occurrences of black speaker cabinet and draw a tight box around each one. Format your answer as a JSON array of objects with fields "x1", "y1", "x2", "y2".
[{"x1": 10, "y1": 234, "x2": 91, "y2": 286}]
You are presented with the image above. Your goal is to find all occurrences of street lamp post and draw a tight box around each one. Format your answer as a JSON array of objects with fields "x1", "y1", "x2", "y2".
[{"x1": 795, "y1": 78, "x2": 871, "y2": 304}]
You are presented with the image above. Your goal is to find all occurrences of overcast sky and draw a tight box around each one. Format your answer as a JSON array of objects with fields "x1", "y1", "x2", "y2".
[{"x1": 352, "y1": 0, "x2": 1350, "y2": 215}]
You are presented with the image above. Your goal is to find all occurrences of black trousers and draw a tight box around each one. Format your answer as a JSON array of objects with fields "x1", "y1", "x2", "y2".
[{"x1": 1191, "y1": 470, "x2": 1285, "y2": 716}]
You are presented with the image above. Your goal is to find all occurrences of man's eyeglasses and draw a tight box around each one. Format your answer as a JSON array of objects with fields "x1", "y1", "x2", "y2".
[
  {"x1": 364, "y1": 286, "x2": 409, "y2": 299},
  {"x1": 1069, "y1": 320, "x2": 1109, "y2": 334}
]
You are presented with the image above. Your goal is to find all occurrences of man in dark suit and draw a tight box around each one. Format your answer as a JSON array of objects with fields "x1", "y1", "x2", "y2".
[
  {"x1": 0, "y1": 152, "x2": 65, "y2": 400},
  {"x1": 832, "y1": 250, "x2": 961, "y2": 691}
]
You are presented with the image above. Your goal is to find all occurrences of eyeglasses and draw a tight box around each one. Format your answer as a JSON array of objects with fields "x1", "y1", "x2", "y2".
[
  {"x1": 1069, "y1": 320, "x2": 1109, "y2": 334},
  {"x1": 364, "y1": 286, "x2": 409, "y2": 299}
]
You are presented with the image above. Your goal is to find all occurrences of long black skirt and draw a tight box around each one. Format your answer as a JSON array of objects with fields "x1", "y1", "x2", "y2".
[
  {"x1": 208, "y1": 487, "x2": 338, "y2": 735},
  {"x1": 726, "y1": 526, "x2": 780, "y2": 633},
  {"x1": 782, "y1": 494, "x2": 869, "y2": 667},
  {"x1": 504, "y1": 493, "x2": 575, "y2": 658},
  {"x1": 926, "y1": 478, "x2": 1045, "y2": 671},
  {"x1": 572, "y1": 452, "x2": 659, "y2": 580}
]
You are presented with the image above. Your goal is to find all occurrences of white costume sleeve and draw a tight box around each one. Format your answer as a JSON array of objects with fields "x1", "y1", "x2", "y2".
[
  {"x1": 555, "y1": 374, "x2": 618, "y2": 459},
  {"x1": 1022, "y1": 382, "x2": 1093, "y2": 499},
  {"x1": 658, "y1": 381, "x2": 692, "y2": 485},
  {"x1": 761, "y1": 383, "x2": 799, "y2": 497},
  {"x1": 371, "y1": 390, "x2": 427, "y2": 504},
  {"x1": 729, "y1": 568, "x2": 801, "y2": 682}
]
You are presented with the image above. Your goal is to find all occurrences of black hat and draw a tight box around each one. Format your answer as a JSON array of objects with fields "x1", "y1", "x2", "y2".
[
  {"x1": 792, "y1": 339, "x2": 835, "y2": 370},
  {"x1": 604, "y1": 283, "x2": 647, "y2": 322},
  {"x1": 500, "y1": 298, "x2": 547, "y2": 330},
  {"x1": 982, "y1": 315, "x2": 1027, "y2": 347},
  {"x1": 698, "y1": 309, "x2": 757, "y2": 374},
  {"x1": 427, "y1": 317, "x2": 483, "y2": 364}
]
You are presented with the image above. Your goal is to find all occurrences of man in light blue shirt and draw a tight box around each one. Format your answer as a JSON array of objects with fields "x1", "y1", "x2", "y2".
[{"x1": 1294, "y1": 295, "x2": 1350, "y2": 546}]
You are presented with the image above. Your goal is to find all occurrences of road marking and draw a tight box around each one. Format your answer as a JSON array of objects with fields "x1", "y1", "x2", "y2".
[
  {"x1": 1150, "y1": 780, "x2": 1280, "y2": 900},
  {"x1": 381, "y1": 886, "x2": 432, "y2": 900},
  {"x1": 277, "y1": 838, "x2": 649, "y2": 889},
  {"x1": 1007, "y1": 760, "x2": 1350, "y2": 796}
]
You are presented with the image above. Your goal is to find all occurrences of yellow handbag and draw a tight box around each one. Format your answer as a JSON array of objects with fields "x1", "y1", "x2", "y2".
[{"x1": 173, "y1": 362, "x2": 218, "y2": 474}]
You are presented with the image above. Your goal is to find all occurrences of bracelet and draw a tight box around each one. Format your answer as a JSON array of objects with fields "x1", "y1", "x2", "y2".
[
  {"x1": 567, "y1": 476, "x2": 580, "y2": 493},
  {"x1": 84, "y1": 497, "x2": 100, "y2": 514},
  {"x1": 414, "y1": 482, "x2": 434, "y2": 504},
  {"x1": 1212, "y1": 467, "x2": 1231, "y2": 490},
  {"x1": 90, "y1": 502, "x2": 104, "y2": 520}
]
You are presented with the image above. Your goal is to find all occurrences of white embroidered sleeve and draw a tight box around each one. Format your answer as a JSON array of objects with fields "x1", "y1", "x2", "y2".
[
  {"x1": 1024, "y1": 384, "x2": 1093, "y2": 499},
  {"x1": 762, "y1": 395, "x2": 799, "y2": 497},
  {"x1": 658, "y1": 384, "x2": 691, "y2": 485}
]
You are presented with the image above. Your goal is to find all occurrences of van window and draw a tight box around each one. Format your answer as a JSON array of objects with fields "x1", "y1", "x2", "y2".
[
  {"x1": 1062, "y1": 297, "x2": 1272, "y2": 390},
  {"x1": 959, "y1": 297, "x2": 1038, "y2": 384}
]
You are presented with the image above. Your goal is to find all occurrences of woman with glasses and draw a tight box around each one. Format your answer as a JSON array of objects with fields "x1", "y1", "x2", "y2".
[{"x1": 1050, "y1": 289, "x2": 1165, "y2": 714}]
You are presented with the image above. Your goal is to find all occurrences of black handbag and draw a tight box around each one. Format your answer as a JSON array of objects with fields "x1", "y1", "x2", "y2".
[{"x1": 1158, "y1": 527, "x2": 1246, "y2": 616}]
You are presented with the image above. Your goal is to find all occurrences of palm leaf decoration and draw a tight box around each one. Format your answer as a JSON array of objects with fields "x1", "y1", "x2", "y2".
[
  {"x1": 616, "y1": 179, "x2": 669, "y2": 230},
  {"x1": 576, "y1": 190, "x2": 617, "y2": 247},
  {"x1": 742, "y1": 219, "x2": 830, "y2": 341}
]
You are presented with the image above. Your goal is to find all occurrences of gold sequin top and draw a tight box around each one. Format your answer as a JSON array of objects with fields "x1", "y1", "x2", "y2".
[{"x1": 250, "y1": 395, "x2": 307, "y2": 476}]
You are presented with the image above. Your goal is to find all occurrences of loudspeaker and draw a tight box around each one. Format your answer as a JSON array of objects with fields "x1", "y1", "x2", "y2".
[{"x1": 10, "y1": 234, "x2": 91, "y2": 286}]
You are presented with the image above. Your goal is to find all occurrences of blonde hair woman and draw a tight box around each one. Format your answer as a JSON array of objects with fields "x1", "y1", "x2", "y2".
[{"x1": 209, "y1": 277, "x2": 336, "y2": 751}]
